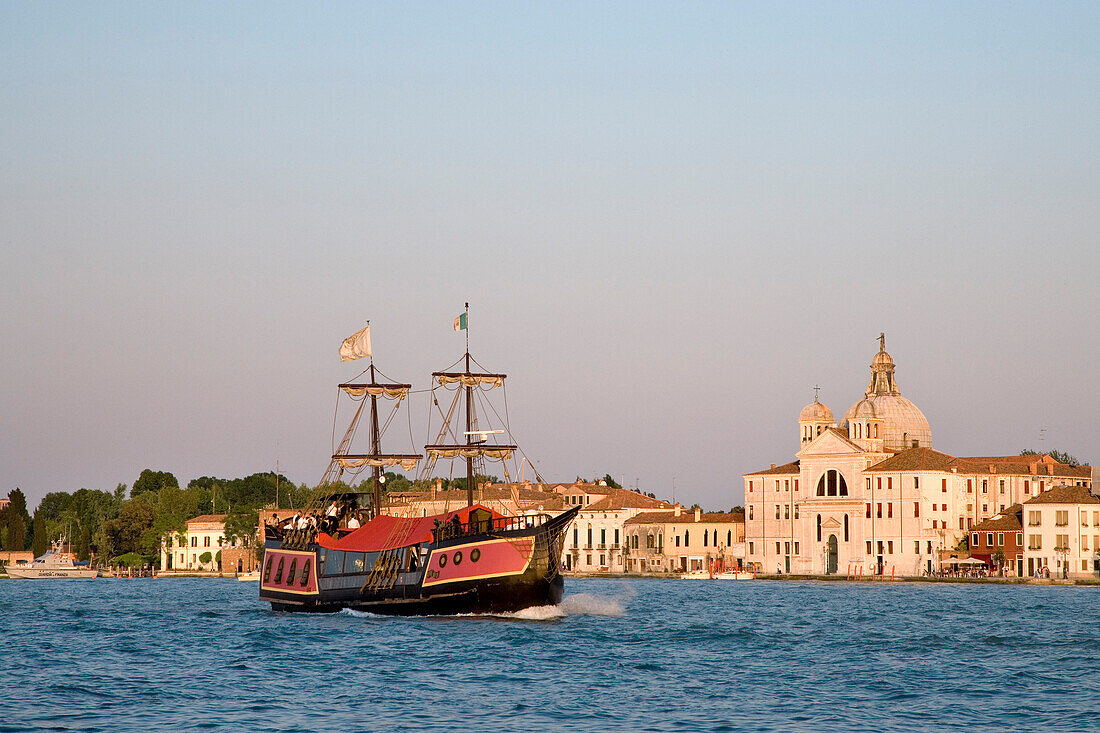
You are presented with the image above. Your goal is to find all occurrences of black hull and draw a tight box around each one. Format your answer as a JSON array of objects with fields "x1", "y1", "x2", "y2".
[{"x1": 261, "y1": 506, "x2": 578, "y2": 616}]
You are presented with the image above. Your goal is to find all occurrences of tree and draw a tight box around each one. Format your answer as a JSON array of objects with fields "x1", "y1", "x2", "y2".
[
  {"x1": 31, "y1": 510, "x2": 47, "y2": 557},
  {"x1": 1020, "y1": 449, "x2": 1085, "y2": 467},
  {"x1": 101, "y1": 500, "x2": 155, "y2": 558},
  {"x1": 600, "y1": 474, "x2": 622, "y2": 489},
  {"x1": 131, "y1": 469, "x2": 179, "y2": 499},
  {"x1": 199, "y1": 551, "x2": 213, "y2": 566},
  {"x1": 76, "y1": 525, "x2": 92, "y2": 561},
  {"x1": 224, "y1": 510, "x2": 259, "y2": 549},
  {"x1": 2, "y1": 489, "x2": 30, "y2": 551}
]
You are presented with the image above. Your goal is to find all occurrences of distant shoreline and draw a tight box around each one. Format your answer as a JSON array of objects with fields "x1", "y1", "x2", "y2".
[{"x1": 566, "y1": 572, "x2": 1100, "y2": 586}]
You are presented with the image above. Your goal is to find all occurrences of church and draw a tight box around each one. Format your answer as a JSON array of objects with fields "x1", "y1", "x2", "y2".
[{"x1": 743, "y1": 335, "x2": 1093, "y2": 577}]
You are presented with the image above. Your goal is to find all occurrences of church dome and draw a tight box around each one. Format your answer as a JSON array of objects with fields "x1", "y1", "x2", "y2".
[
  {"x1": 843, "y1": 334, "x2": 932, "y2": 452},
  {"x1": 799, "y1": 398, "x2": 833, "y2": 423}
]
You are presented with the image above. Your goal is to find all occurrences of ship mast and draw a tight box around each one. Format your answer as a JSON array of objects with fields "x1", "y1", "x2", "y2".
[
  {"x1": 323, "y1": 322, "x2": 421, "y2": 516},
  {"x1": 425, "y1": 303, "x2": 517, "y2": 508},
  {"x1": 465, "y1": 349, "x2": 474, "y2": 507}
]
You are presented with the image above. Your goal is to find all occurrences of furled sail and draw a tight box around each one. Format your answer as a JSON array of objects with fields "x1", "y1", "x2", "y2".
[
  {"x1": 424, "y1": 444, "x2": 516, "y2": 461},
  {"x1": 338, "y1": 383, "x2": 410, "y2": 400},
  {"x1": 433, "y1": 372, "x2": 505, "y2": 388},
  {"x1": 334, "y1": 453, "x2": 421, "y2": 471}
]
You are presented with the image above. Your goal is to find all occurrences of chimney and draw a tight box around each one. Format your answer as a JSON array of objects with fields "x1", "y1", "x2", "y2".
[
  {"x1": 1029, "y1": 463, "x2": 1037, "y2": 475},
  {"x1": 694, "y1": 507, "x2": 702, "y2": 522},
  {"x1": 990, "y1": 465, "x2": 996, "y2": 474},
  {"x1": 433, "y1": 478, "x2": 441, "y2": 497},
  {"x1": 770, "y1": 463, "x2": 776, "y2": 470},
  {"x1": 674, "y1": 504, "x2": 682, "y2": 517}
]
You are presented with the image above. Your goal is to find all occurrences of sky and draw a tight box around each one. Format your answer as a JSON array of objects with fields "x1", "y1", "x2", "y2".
[{"x1": 2, "y1": 2, "x2": 1098, "y2": 511}]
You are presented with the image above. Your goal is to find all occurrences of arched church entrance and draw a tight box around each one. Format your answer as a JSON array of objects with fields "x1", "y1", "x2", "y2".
[{"x1": 827, "y1": 535, "x2": 838, "y2": 575}]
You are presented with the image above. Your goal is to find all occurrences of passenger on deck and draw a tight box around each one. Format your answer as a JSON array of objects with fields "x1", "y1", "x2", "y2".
[{"x1": 346, "y1": 514, "x2": 361, "y2": 530}]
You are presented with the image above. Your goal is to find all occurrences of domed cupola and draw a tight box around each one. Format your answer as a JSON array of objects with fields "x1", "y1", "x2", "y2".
[
  {"x1": 799, "y1": 390, "x2": 836, "y2": 445},
  {"x1": 843, "y1": 333, "x2": 931, "y2": 452}
]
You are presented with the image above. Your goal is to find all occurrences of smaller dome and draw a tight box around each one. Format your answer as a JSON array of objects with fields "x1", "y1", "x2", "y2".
[
  {"x1": 799, "y1": 398, "x2": 833, "y2": 423},
  {"x1": 871, "y1": 350, "x2": 894, "y2": 368}
]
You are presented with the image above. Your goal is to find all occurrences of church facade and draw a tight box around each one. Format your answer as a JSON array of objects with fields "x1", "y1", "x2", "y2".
[{"x1": 743, "y1": 336, "x2": 1092, "y2": 577}]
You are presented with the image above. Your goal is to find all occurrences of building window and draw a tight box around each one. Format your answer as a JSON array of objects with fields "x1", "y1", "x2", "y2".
[
  {"x1": 748, "y1": 506, "x2": 754, "y2": 520},
  {"x1": 967, "y1": 479, "x2": 973, "y2": 493},
  {"x1": 191, "y1": 537, "x2": 197, "y2": 547},
  {"x1": 785, "y1": 480, "x2": 789, "y2": 492},
  {"x1": 986, "y1": 533, "x2": 994, "y2": 546},
  {"x1": 204, "y1": 537, "x2": 210, "y2": 548},
  {"x1": 573, "y1": 527, "x2": 578, "y2": 548},
  {"x1": 794, "y1": 506, "x2": 799, "y2": 519},
  {"x1": 675, "y1": 536, "x2": 680, "y2": 547},
  {"x1": 972, "y1": 533, "x2": 979, "y2": 547},
  {"x1": 775, "y1": 505, "x2": 780, "y2": 519},
  {"x1": 914, "y1": 502, "x2": 920, "y2": 518},
  {"x1": 914, "y1": 541, "x2": 919, "y2": 554},
  {"x1": 888, "y1": 503, "x2": 893, "y2": 519},
  {"x1": 685, "y1": 530, "x2": 690, "y2": 547},
  {"x1": 982, "y1": 480, "x2": 987, "y2": 494},
  {"x1": 999, "y1": 480, "x2": 1005, "y2": 494},
  {"x1": 866, "y1": 541, "x2": 872, "y2": 554},
  {"x1": 795, "y1": 479, "x2": 799, "y2": 491},
  {"x1": 866, "y1": 503, "x2": 871, "y2": 519},
  {"x1": 816, "y1": 470, "x2": 849, "y2": 497},
  {"x1": 913, "y1": 477, "x2": 919, "y2": 490},
  {"x1": 748, "y1": 481, "x2": 753, "y2": 493},
  {"x1": 816, "y1": 515, "x2": 822, "y2": 542},
  {"x1": 843, "y1": 514, "x2": 849, "y2": 542},
  {"x1": 749, "y1": 542, "x2": 754, "y2": 555},
  {"x1": 587, "y1": 526, "x2": 592, "y2": 547},
  {"x1": 1024, "y1": 480, "x2": 1030, "y2": 494},
  {"x1": 877, "y1": 503, "x2": 882, "y2": 519},
  {"x1": 942, "y1": 478, "x2": 947, "y2": 493},
  {"x1": 887, "y1": 541, "x2": 894, "y2": 554},
  {"x1": 614, "y1": 529, "x2": 620, "y2": 546},
  {"x1": 727, "y1": 530, "x2": 732, "y2": 545},
  {"x1": 1016, "y1": 532, "x2": 1022, "y2": 545},
  {"x1": 997, "y1": 533, "x2": 1004, "y2": 546},
  {"x1": 784, "y1": 505, "x2": 790, "y2": 520}
]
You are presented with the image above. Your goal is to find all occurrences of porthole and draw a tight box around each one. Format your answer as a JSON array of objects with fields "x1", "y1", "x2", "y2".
[
  {"x1": 453, "y1": 551, "x2": 463, "y2": 566},
  {"x1": 439, "y1": 554, "x2": 448, "y2": 568},
  {"x1": 470, "y1": 548, "x2": 481, "y2": 563}
]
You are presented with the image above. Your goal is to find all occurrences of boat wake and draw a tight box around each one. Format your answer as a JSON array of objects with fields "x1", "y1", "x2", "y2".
[{"x1": 336, "y1": 592, "x2": 626, "y2": 622}]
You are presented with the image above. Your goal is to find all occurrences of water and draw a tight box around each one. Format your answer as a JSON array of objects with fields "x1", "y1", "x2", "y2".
[{"x1": 2, "y1": 578, "x2": 1098, "y2": 732}]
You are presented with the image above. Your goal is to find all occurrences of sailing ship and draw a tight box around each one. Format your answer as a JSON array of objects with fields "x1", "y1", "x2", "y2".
[
  {"x1": 6, "y1": 536, "x2": 98, "y2": 579},
  {"x1": 259, "y1": 310, "x2": 578, "y2": 614}
]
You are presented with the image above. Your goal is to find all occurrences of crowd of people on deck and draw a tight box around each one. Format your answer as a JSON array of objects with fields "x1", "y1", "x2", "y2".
[{"x1": 267, "y1": 499, "x2": 370, "y2": 540}]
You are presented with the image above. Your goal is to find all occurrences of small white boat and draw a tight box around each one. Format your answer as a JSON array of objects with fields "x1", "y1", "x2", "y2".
[
  {"x1": 6, "y1": 537, "x2": 97, "y2": 579},
  {"x1": 680, "y1": 570, "x2": 756, "y2": 581},
  {"x1": 236, "y1": 571, "x2": 261, "y2": 581}
]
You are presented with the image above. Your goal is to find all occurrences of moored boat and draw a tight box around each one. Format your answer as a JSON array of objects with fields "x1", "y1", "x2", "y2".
[{"x1": 6, "y1": 537, "x2": 97, "y2": 579}]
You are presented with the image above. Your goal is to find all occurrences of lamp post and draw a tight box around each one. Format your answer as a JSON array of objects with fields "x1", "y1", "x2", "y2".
[{"x1": 1055, "y1": 544, "x2": 1069, "y2": 579}]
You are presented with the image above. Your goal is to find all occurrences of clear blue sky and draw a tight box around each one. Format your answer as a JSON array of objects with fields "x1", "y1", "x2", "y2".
[{"x1": 2, "y1": 2, "x2": 1097, "y2": 510}]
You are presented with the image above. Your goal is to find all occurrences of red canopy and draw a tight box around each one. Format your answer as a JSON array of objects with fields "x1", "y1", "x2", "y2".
[{"x1": 316, "y1": 504, "x2": 503, "y2": 553}]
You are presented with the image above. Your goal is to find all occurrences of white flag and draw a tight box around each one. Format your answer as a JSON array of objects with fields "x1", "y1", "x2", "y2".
[{"x1": 339, "y1": 325, "x2": 372, "y2": 361}]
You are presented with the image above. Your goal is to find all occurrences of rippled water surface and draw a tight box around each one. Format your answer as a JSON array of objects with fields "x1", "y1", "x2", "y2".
[{"x1": 2, "y1": 578, "x2": 1099, "y2": 732}]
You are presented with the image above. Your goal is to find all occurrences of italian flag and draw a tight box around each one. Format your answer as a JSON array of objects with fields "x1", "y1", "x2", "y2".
[{"x1": 453, "y1": 313, "x2": 467, "y2": 331}]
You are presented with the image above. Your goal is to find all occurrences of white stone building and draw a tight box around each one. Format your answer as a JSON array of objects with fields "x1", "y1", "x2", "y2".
[
  {"x1": 623, "y1": 506, "x2": 745, "y2": 573},
  {"x1": 744, "y1": 336, "x2": 1092, "y2": 577},
  {"x1": 1021, "y1": 486, "x2": 1100, "y2": 579},
  {"x1": 564, "y1": 489, "x2": 672, "y2": 572},
  {"x1": 161, "y1": 514, "x2": 227, "y2": 571}
]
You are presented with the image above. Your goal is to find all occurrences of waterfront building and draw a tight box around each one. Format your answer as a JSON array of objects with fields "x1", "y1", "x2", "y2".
[
  {"x1": 743, "y1": 336, "x2": 1092, "y2": 577},
  {"x1": 564, "y1": 488, "x2": 672, "y2": 572},
  {"x1": 1020, "y1": 486, "x2": 1100, "y2": 579},
  {"x1": 161, "y1": 514, "x2": 228, "y2": 571},
  {"x1": 623, "y1": 506, "x2": 745, "y2": 573},
  {"x1": 968, "y1": 506, "x2": 1023, "y2": 575}
]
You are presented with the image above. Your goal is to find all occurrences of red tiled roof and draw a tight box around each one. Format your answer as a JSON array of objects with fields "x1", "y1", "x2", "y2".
[
  {"x1": 624, "y1": 510, "x2": 745, "y2": 526},
  {"x1": 1023, "y1": 485, "x2": 1100, "y2": 505},
  {"x1": 185, "y1": 514, "x2": 227, "y2": 525},
  {"x1": 744, "y1": 461, "x2": 800, "y2": 477},
  {"x1": 971, "y1": 508, "x2": 1023, "y2": 532},
  {"x1": 867, "y1": 448, "x2": 957, "y2": 472},
  {"x1": 584, "y1": 489, "x2": 672, "y2": 512}
]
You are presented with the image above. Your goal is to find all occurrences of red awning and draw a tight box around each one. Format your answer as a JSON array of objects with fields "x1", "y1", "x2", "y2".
[{"x1": 316, "y1": 504, "x2": 503, "y2": 553}]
